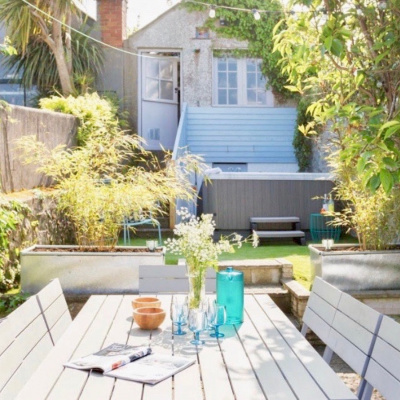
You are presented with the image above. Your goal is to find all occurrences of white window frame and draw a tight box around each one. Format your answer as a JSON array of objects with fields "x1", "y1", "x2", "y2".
[
  {"x1": 142, "y1": 54, "x2": 179, "y2": 105},
  {"x1": 212, "y1": 56, "x2": 274, "y2": 107}
]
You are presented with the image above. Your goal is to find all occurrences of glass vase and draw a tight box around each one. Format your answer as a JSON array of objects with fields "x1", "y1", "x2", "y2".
[{"x1": 186, "y1": 264, "x2": 206, "y2": 309}]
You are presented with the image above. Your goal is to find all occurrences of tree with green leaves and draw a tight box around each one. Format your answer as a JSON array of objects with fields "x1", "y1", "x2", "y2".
[
  {"x1": 274, "y1": 0, "x2": 400, "y2": 249},
  {"x1": 0, "y1": 0, "x2": 99, "y2": 96}
]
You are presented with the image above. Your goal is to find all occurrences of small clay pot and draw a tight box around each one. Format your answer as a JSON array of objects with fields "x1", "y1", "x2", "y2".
[
  {"x1": 132, "y1": 297, "x2": 161, "y2": 309},
  {"x1": 133, "y1": 307, "x2": 166, "y2": 330}
]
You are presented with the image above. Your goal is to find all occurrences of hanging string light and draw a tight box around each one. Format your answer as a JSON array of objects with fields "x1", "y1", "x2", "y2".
[
  {"x1": 252, "y1": 9, "x2": 261, "y2": 20},
  {"x1": 209, "y1": 5, "x2": 216, "y2": 18}
]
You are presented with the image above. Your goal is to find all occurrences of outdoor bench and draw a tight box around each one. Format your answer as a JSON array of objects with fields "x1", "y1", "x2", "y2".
[
  {"x1": 302, "y1": 277, "x2": 400, "y2": 400},
  {"x1": 0, "y1": 279, "x2": 71, "y2": 399}
]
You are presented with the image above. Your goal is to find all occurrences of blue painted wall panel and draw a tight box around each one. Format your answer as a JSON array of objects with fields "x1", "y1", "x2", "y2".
[{"x1": 186, "y1": 107, "x2": 297, "y2": 164}]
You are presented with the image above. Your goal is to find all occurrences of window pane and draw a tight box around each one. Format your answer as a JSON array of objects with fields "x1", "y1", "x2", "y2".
[
  {"x1": 218, "y1": 89, "x2": 227, "y2": 104},
  {"x1": 160, "y1": 60, "x2": 173, "y2": 80},
  {"x1": 145, "y1": 78, "x2": 159, "y2": 99},
  {"x1": 258, "y1": 74, "x2": 266, "y2": 87},
  {"x1": 247, "y1": 60, "x2": 256, "y2": 72},
  {"x1": 228, "y1": 89, "x2": 237, "y2": 104},
  {"x1": 247, "y1": 89, "x2": 256, "y2": 105},
  {"x1": 146, "y1": 59, "x2": 159, "y2": 78},
  {"x1": 247, "y1": 73, "x2": 256, "y2": 89},
  {"x1": 160, "y1": 80, "x2": 174, "y2": 100},
  {"x1": 228, "y1": 58, "x2": 237, "y2": 71},
  {"x1": 218, "y1": 58, "x2": 227, "y2": 71},
  {"x1": 228, "y1": 72, "x2": 237, "y2": 88},
  {"x1": 257, "y1": 90, "x2": 267, "y2": 105},
  {"x1": 218, "y1": 72, "x2": 227, "y2": 88}
]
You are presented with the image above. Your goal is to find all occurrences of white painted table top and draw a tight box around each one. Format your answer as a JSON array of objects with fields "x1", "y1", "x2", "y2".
[{"x1": 16, "y1": 294, "x2": 357, "y2": 400}]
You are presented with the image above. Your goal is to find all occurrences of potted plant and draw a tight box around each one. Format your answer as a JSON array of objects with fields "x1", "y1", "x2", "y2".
[
  {"x1": 275, "y1": 0, "x2": 400, "y2": 290},
  {"x1": 17, "y1": 95, "x2": 204, "y2": 294}
]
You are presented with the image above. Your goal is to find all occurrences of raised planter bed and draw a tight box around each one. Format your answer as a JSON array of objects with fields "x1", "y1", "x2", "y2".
[
  {"x1": 21, "y1": 245, "x2": 165, "y2": 295},
  {"x1": 309, "y1": 244, "x2": 400, "y2": 291}
]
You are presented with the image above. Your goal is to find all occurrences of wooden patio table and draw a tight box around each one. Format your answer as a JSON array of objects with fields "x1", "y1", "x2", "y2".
[{"x1": 16, "y1": 294, "x2": 357, "y2": 400}]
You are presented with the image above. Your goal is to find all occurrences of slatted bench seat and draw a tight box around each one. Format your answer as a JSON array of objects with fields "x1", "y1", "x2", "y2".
[
  {"x1": 0, "y1": 279, "x2": 71, "y2": 399},
  {"x1": 301, "y1": 277, "x2": 383, "y2": 398},
  {"x1": 250, "y1": 216, "x2": 306, "y2": 245}
]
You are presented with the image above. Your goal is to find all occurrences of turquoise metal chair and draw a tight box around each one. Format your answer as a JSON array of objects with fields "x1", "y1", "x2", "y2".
[{"x1": 122, "y1": 211, "x2": 162, "y2": 246}]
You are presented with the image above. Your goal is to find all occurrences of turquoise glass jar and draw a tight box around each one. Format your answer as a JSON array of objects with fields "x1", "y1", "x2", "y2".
[{"x1": 216, "y1": 267, "x2": 244, "y2": 325}]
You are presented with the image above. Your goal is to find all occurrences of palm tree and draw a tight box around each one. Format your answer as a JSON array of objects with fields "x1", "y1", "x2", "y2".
[
  {"x1": 0, "y1": 0, "x2": 85, "y2": 96},
  {"x1": 2, "y1": 26, "x2": 103, "y2": 96}
]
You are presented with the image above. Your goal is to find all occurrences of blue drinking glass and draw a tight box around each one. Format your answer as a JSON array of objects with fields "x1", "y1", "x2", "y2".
[
  {"x1": 188, "y1": 308, "x2": 207, "y2": 345},
  {"x1": 170, "y1": 295, "x2": 188, "y2": 336},
  {"x1": 209, "y1": 303, "x2": 227, "y2": 338}
]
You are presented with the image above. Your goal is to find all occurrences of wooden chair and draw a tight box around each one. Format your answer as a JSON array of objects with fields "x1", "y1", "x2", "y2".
[
  {"x1": 139, "y1": 260, "x2": 216, "y2": 294},
  {"x1": 0, "y1": 279, "x2": 71, "y2": 399},
  {"x1": 360, "y1": 315, "x2": 400, "y2": 400},
  {"x1": 301, "y1": 277, "x2": 382, "y2": 398}
]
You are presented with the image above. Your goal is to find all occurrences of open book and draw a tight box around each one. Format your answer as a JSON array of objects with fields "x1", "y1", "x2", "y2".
[
  {"x1": 104, "y1": 353, "x2": 196, "y2": 385},
  {"x1": 64, "y1": 343, "x2": 152, "y2": 373}
]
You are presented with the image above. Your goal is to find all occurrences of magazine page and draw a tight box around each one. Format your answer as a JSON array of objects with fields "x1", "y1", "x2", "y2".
[
  {"x1": 64, "y1": 343, "x2": 152, "y2": 373},
  {"x1": 104, "y1": 353, "x2": 196, "y2": 384}
]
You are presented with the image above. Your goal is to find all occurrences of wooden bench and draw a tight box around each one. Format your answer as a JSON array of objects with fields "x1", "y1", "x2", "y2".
[
  {"x1": 0, "y1": 279, "x2": 71, "y2": 399},
  {"x1": 250, "y1": 216, "x2": 306, "y2": 245},
  {"x1": 301, "y1": 277, "x2": 383, "y2": 398},
  {"x1": 360, "y1": 315, "x2": 400, "y2": 400},
  {"x1": 139, "y1": 261, "x2": 216, "y2": 294}
]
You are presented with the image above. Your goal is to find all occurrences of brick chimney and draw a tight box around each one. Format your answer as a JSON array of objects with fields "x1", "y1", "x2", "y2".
[{"x1": 98, "y1": 0, "x2": 127, "y2": 48}]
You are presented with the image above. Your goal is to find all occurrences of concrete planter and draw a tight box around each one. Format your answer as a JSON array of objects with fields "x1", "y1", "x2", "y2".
[
  {"x1": 309, "y1": 244, "x2": 400, "y2": 291},
  {"x1": 21, "y1": 245, "x2": 165, "y2": 295}
]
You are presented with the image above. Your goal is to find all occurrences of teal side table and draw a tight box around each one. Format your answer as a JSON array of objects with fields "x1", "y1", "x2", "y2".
[{"x1": 310, "y1": 213, "x2": 341, "y2": 241}]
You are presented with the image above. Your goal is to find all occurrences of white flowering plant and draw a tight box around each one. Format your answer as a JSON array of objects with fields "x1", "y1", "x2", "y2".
[{"x1": 166, "y1": 208, "x2": 257, "y2": 308}]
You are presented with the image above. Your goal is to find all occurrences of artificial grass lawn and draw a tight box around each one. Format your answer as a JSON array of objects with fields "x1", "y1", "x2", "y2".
[{"x1": 120, "y1": 235, "x2": 357, "y2": 290}]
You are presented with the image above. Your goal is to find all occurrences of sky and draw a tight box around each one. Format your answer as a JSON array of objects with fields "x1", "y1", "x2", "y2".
[{"x1": 127, "y1": 0, "x2": 181, "y2": 31}]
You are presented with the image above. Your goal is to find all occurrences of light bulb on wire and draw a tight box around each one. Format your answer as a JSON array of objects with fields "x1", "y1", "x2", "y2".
[
  {"x1": 252, "y1": 9, "x2": 261, "y2": 20},
  {"x1": 209, "y1": 5, "x2": 216, "y2": 18}
]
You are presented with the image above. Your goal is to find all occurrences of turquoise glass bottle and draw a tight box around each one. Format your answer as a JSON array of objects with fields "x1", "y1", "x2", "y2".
[{"x1": 216, "y1": 267, "x2": 244, "y2": 325}]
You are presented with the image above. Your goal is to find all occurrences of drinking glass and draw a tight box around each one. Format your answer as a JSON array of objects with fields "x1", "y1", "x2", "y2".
[
  {"x1": 188, "y1": 308, "x2": 207, "y2": 345},
  {"x1": 206, "y1": 298, "x2": 217, "y2": 331},
  {"x1": 209, "y1": 303, "x2": 227, "y2": 338},
  {"x1": 170, "y1": 295, "x2": 188, "y2": 336}
]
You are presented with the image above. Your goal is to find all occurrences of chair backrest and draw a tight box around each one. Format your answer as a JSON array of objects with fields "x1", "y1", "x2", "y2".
[
  {"x1": 139, "y1": 263, "x2": 216, "y2": 294},
  {"x1": 301, "y1": 276, "x2": 342, "y2": 343},
  {"x1": 36, "y1": 278, "x2": 72, "y2": 344},
  {"x1": 361, "y1": 315, "x2": 400, "y2": 400},
  {"x1": 0, "y1": 279, "x2": 71, "y2": 399},
  {"x1": 301, "y1": 277, "x2": 382, "y2": 378}
]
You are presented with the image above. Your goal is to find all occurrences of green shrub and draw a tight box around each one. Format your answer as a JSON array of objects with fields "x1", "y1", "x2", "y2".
[
  {"x1": 0, "y1": 198, "x2": 32, "y2": 292},
  {"x1": 0, "y1": 292, "x2": 30, "y2": 316},
  {"x1": 40, "y1": 93, "x2": 121, "y2": 146}
]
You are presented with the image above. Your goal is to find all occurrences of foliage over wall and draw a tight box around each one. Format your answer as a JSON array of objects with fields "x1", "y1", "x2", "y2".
[
  {"x1": 184, "y1": 0, "x2": 294, "y2": 102},
  {"x1": 40, "y1": 92, "x2": 123, "y2": 146}
]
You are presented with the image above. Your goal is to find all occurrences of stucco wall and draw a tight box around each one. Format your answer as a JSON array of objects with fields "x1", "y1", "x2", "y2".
[{"x1": 0, "y1": 105, "x2": 77, "y2": 193}]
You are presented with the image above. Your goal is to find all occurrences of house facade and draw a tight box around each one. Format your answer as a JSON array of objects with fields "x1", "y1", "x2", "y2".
[{"x1": 100, "y1": 2, "x2": 299, "y2": 172}]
